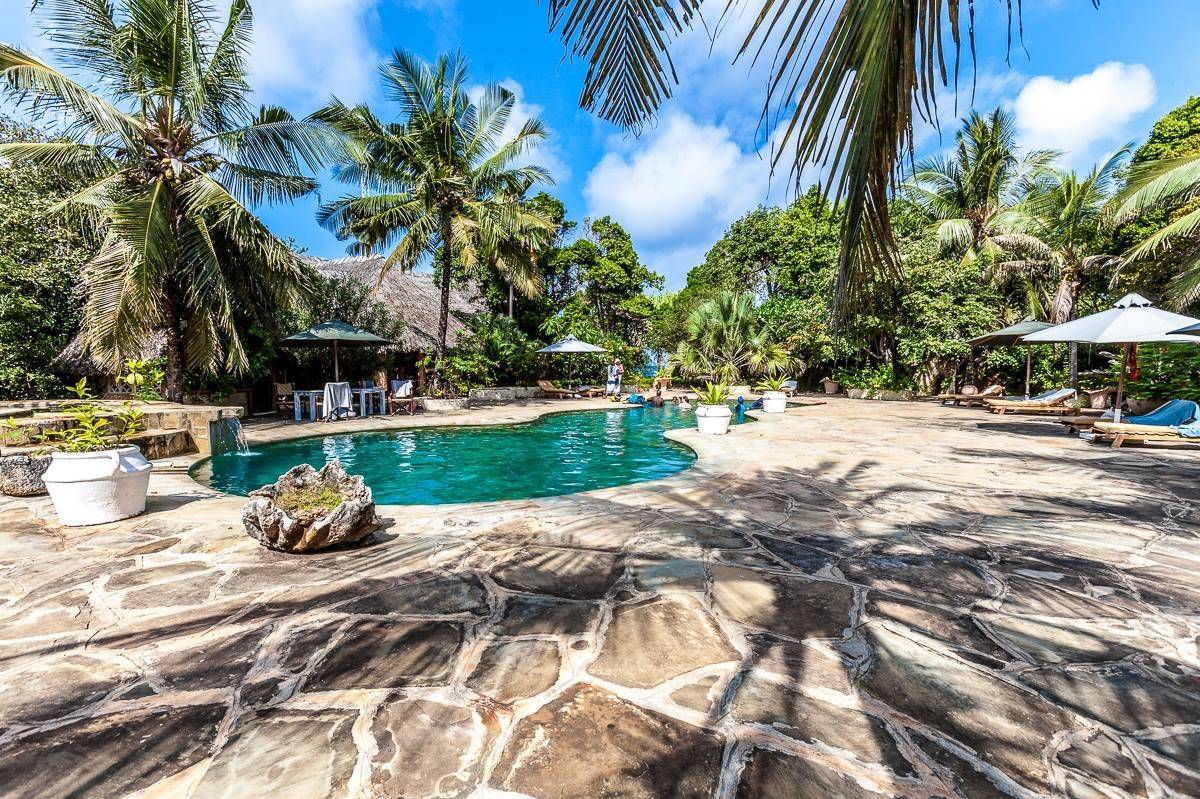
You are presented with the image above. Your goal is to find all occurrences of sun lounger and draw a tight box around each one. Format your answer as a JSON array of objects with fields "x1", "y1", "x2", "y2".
[
  {"x1": 936, "y1": 384, "x2": 1003, "y2": 406},
  {"x1": 1091, "y1": 399, "x2": 1200, "y2": 447},
  {"x1": 537, "y1": 380, "x2": 576, "y2": 399},
  {"x1": 983, "y1": 388, "x2": 1076, "y2": 415},
  {"x1": 572, "y1": 385, "x2": 605, "y2": 398},
  {"x1": 1092, "y1": 421, "x2": 1200, "y2": 448}
]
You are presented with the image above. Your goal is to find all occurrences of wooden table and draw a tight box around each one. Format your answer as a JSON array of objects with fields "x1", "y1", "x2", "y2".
[
  {"x1": 293, "y1": 390, "x2": 323, "y2": 421},
  {"x1": 351, "y1": 387, "x2": 387, "y2": 417}
]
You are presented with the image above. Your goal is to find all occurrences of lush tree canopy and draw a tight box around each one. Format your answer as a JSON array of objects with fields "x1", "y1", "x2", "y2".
[{"x1": 0, "y1": 118, "x2": 93, "y2": 399}]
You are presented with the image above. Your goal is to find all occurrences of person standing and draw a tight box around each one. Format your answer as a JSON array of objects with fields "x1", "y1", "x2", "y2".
[{"x1": 605, "y1": 358, "x2": 624, "y2": 397}]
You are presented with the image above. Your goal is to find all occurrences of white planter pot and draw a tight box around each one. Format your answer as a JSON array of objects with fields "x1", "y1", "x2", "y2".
[
  {"x1": 761, "y1": 391, "x2": 787, "y2": 413},
  {"x1": 42, "y1": 446, "x2": 152, "y2": 526},
  {"x1": 695, "y1": 404, "x2": 733, "y2": 435}
]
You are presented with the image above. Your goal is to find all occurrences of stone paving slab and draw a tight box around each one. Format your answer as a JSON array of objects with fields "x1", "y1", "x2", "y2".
[{"x1": 1, "y1": 397, "x2": 1198, "y2": 798}]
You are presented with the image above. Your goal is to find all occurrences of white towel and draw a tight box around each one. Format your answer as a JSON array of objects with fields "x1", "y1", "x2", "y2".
[
  {"x1": 390, "y1": 379, "x2": 413, "y2": 398},
  {"x1": 323, "y1": 381, "x2": 354, "y2": 420}
]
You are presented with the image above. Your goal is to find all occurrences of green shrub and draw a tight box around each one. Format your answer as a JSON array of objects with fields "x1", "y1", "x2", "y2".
[
  {"x1": 832, "y1": 364, "x2": 913, "y2": 392},
  {"x1": 1120, "y1": 345, "x2": 1200, "y2": 401}
]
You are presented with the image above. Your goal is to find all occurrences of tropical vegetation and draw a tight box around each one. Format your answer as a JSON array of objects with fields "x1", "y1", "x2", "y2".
[
  {"x1": 668, "y1": 291, "x2": 794, "y2": 385},
  {"x1": 317, "y1": 51, "x2": 555, "y2": 391}
]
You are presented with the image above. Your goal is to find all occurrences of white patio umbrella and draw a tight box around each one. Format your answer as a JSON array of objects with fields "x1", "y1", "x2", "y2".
[
  {"x1": 536, "y1": 335, "x2": 607, "y2": 385},
  {"x1": 536, "y1": 334, "x2": 606, "y2": 353},
  {"x1": 1022, "y1": 293, "x2": 1200, "y2": 422}
]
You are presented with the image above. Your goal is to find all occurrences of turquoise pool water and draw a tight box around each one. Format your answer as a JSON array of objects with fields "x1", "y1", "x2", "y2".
[{"x1": 193, "y1": 404, "x2": 742, "y2": 505}]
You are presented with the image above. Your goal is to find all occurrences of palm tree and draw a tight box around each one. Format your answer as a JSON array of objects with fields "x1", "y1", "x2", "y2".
[
  {"x1": 1109, "y1": 153, "x2": 1200, "y2": 308},
  {"x1": 994, "y1": 148, "x2": 1129, "y2": 383},
  {"x1": 0, "y1": 0, "x2": 335, "y2": 401},
  {"x1": 544, "y1": 1, "x2": 1102, "y2": 313},
  {"x1": 905, "y1": 109, "x2": 1056, "y2": 266},
  {"x1": 318, "y1": 51, "x2": 555, "y2": 391},
  {"x1": 669, "y1": 291, "x2": 794, "y2": 384}
]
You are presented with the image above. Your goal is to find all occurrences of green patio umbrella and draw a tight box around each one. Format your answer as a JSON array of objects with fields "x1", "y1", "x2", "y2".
[
  {"x1": 280, "y1": 320, "x2": 392, "y2": 382},
  {"x1": 969, "y1": 318, "x2": 1054, "y2": 399}
]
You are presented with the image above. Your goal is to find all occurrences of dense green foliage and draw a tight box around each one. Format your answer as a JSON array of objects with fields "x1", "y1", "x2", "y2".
[
  {"x1": 0, "y1": 118, "x2": 92, "y2": 399},
  {"x1": 668, "y1": 292, "x2": 792, "y2": 384},
  {"x1": 1110, "y1": 97, "x2": 1200, "y2": 309}
]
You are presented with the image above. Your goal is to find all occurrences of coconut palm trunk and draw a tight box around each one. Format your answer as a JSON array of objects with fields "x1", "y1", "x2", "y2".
[
  {"x1": 434, "y1": 217, "x2": 454, "y2": 390},
  {"x1": 163, "y1": 290, "x2": 187, "y2": 403}
]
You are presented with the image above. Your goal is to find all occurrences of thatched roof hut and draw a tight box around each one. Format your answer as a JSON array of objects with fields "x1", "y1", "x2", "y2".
[
  {"x1": 307, "y1": 256, "x2": 486, "y2": 351},
  {"x1": 53, "y1": 255, "x2": 487, "y2": 376}
]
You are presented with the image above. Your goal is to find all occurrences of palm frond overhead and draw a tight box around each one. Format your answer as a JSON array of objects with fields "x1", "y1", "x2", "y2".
[
  {"x1": 548, "y1": 1, "x2": 1103, "y2": 318},
  {"x1": 546, "y1": 0, "x2": 700, "y2": 130}
]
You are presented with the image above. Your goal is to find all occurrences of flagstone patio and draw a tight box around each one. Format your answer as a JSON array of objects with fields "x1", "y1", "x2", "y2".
[{"x1": 1, "y1": 398, "x2": 1197, "y2": 798}]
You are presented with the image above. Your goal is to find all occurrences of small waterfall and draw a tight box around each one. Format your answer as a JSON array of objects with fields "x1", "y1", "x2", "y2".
[{"x1": 210, "y1": 417, "x2": 249, "y2": 456}]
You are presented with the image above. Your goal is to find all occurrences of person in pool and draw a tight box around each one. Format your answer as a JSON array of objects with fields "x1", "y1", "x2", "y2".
[{"x1": 647, "y1": 389, "x2": 665, "y2": 407}]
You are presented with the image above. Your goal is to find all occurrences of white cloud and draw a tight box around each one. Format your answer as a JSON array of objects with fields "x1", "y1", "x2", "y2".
[
  {"x1": 229, "y1": 0, "x2": 382, "y2": 108},
  {"x1": 583, "y1": 113, "x2": 786, "y2": 285},
  {"x1": 1014, "y1": 61, "x2": 1155, "y2": 161},
  {"x1": 469, "y1": 79, "x2": 570, "y2": 188}
]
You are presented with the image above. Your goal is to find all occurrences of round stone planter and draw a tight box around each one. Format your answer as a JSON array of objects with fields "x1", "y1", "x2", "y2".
[
  {"x1": 695, "y1": 404, "x2": 733, "y2": 435},
  {"x1": 821, "y1": 379, "x2": 840, "y2": 395},
  {"x1": 41, "y1": 446, "x2": 152, "y2": 526},
  {"x1": 243, "y1": 461, "x2": 377, "y2": 553},
  {"x1": 0, "y1": 454, "x2": 50, "y2": 496},
  {"x1": 760, "y1": 391, "x2": 787, "y2": 414}
]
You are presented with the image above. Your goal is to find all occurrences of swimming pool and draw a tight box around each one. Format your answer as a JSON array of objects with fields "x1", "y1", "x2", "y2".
[{"x1": 192, "y1": 404, "x2": 742, "y2": 505}]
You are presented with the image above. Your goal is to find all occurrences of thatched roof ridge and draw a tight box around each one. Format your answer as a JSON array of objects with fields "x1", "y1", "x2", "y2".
[{"x1": 307, "y1": 255, "x2": 486, "y2": 352}]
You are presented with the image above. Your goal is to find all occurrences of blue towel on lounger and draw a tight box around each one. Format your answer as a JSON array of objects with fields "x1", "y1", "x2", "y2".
[{"x1": 1125, "y1": 399, "x2": 1199, "y2": 427}]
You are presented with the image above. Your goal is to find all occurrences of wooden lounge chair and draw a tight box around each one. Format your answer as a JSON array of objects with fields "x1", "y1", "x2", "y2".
[
  {"x1": 1092, "y1": 421, "x2": 1200, "y2": 448},
  {"x1": 1059, "y1": 414, "x2": 1108, "y2": 434},
  {"x1": 937, "y1": 384, "x2": 1002, "y2": 406},
  {"x1": 983, "y1": 388, "x2": 1076, "y2": 415},
  {"x1": 998, "y1": 405, "x2": 1104, "y2": 418},
  {"x1": 537, "y1": 380, "x2": 576, "y2": 399},
  {"x1": 573, "y1": 385, "x2": 605, "y2": 398},
  {"x1": 273, "y1": 382, "x2": 294, "y2": 417}
]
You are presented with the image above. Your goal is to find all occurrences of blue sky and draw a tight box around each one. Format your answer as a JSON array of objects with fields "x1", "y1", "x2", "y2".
[{"x1": 3, "y1": 0, "x2": 1199, "y2": 288}]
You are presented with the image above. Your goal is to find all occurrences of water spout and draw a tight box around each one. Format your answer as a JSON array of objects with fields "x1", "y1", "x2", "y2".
[{"x1": 210, "y1": 417, "x2": 249, "y2": 456}]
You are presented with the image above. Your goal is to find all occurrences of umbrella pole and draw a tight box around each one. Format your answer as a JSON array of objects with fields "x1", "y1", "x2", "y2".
[
  {"x1": 334, "y1": 340, "x2": 340, "y2": 382},
  {"x1": 1115, "y1": 343, "x2": 1131, "y2": 424},
  {"x1": 1025, "y1": 346, "x2": 1032, "y2": 400}
]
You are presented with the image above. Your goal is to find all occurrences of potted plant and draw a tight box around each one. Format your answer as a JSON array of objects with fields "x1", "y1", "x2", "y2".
[
  {"x1": 695, "y1": 382, "x2": 733, "y2": 435},
  {"x1": 820, "y1": 376, "x2": 839, "y2": 395},
  {"x1": 757, "y1": 375, "x2": 790, "y2": 413},
  {"x1": 36, "y1": 380, "x2": 152, "y2": 527}
]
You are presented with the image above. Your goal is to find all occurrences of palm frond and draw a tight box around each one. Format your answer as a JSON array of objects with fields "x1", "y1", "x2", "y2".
[
  {"x1": 546, "y1": 0, "x2": 700, "y2": 130},
  {"x1": 1109, "y1": 153, "x2": 1200, "y2": 225},
  {"x1": 0, "y1": 45, "x2": 143, "y2": 147}
]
